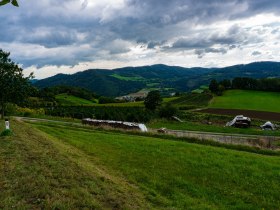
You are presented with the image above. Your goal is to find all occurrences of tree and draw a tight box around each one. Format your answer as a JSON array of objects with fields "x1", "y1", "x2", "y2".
[
  {"x1": 209, "y1": 79, "x2": 219, "y2": 93},
  {"x1": 144, "y1": 90, "x2": 162, "y2": 111},
  {"x1": 219, "y1": 79, "x2": 232, "y2": 89},
  {"x1": 158, "y1": 103, "x2": 178, "y2": 119},
  {"x1": 0, "y1": 0, "x2": 19, "y2": 7},
  {"x1": 0, "y1": 49, "x2": 33, "y2": 118}
]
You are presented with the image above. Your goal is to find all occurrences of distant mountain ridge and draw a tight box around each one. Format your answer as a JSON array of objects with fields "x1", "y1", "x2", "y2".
[{"x1": 34, "y1": 61, "x2": 280, "y2": 96}]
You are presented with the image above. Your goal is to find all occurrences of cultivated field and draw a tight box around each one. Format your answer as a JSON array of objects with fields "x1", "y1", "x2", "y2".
[
  {"x1": 1, "y1": 120, "x2": 279, "y2": 209},
  {"x1": 209, "y1": 90, "x2": 280, "y2": 113},
  {"x1": 55, "y1": 93, "x2": 97, "y2": 106}
]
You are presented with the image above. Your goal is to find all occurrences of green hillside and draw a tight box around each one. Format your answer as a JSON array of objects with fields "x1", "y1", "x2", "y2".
[
  {"x1": 35, "y1": 62, "x2": 280, "y2": 97},
  {"x1": 55, "y1": 93, "x2": 97, "y2": 106},
  {"x1": 1, "y1": 120, "x2": 279, "y2": 209},
  {"x1": 209, "y1": 90, "x2": 280, "y2": 113}
]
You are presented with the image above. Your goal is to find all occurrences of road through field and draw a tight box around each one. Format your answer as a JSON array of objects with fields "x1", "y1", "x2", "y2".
[{"x1": 16, "y1": 116, "x2": 280, "y2": 149}]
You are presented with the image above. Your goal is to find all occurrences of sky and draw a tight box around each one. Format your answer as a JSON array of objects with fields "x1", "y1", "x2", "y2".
[{"x1": 1, "y1": 0, "x2": 280, "y2": 79}]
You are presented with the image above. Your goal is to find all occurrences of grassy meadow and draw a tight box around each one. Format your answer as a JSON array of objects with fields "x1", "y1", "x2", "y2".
[
  {"x1": 0, "y1": 120, "x2": 150, "y2": 209},
  {"x1": 2, "y1": 120, "x2": 277, "y2": 209},
  {"x1": 55, "y1": 93, "x2": 97, "y2": 106},
  {"x1": 209, "y1": 90, "x2": 280, "y2": 113}
]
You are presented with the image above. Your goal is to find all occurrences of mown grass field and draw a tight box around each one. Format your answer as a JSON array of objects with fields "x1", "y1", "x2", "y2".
[
  {"x1": 209, "y1": 90, "x2": 280, "y2": 113},
  {"x1": 2, "y1": 120, "x2": 279, "y2": 209},
  {"x1": 55, "y1": 93, "x2": 97, "y2": 106},
  {"x1": 0, "y1": 120, "x2": 150, "y2": 209}
]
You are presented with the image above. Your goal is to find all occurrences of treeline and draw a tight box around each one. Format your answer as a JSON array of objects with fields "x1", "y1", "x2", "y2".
[
  {"x1": 209, "y1": 77, "x2": 280, "y2": 94},
  {"x1": 45, "y1": 106, "x2": 155, "y2": 123},
  {"x1": 37, "y1": 85, "x2": 97, "y2": 101}
]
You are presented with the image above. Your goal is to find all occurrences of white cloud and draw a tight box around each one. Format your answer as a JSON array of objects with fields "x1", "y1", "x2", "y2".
[{"x1": 1, "y1": 0, "x2": 280, "y2": 79}]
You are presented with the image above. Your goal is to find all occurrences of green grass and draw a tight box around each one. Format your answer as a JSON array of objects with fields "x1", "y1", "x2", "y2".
[
  {"x1": 0, "y1": 120, "x2": 150, "y2": 209},
  {"x1": 30, "y1": 122, "x2": 280, "y2": 209},
  {"x1": 169, "y1": 93, "x2": 212, "y2": 108},
  {"x1": 192, "y1": 85, "x2": 209, "y2": 94},
  {"x1": 110, "y1": 74, "x2": 144, "y2": 81},
  {"x1": 209, "y1": 90, "x2": 280, "y2": 113},
  {"x1": 55, "y1": 93, "x2": 97, "y2": 106}
]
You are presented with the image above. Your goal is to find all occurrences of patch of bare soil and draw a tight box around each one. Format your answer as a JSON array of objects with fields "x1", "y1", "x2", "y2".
[{"x1": 197, "y1": 108, "x2": 280, "y2": 122}]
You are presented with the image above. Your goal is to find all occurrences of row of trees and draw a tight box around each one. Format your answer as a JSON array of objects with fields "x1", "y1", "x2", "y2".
[
  {"x1": 36, "y1": 86, "x2": 97, "y2": 102},
  {"x1": 209, "y1": 77, "x2": 280, "y2": 95},
  {"x1": 0, "y1": 49, "x2": 33, "y2": 119}
]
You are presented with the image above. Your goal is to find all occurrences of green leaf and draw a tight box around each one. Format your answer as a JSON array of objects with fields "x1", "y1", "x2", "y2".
[
  {"x1": 11, "y1": 0, "x2": 18, "y2": 7},
  {"x1": 0, "y1": 0, "x2": 11, "y2": 6}
]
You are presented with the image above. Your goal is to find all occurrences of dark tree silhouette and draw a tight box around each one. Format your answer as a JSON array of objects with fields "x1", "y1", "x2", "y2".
[
  {"x1": 0, "y1": 49, "x2": 33, "y2": 118},
  {"x1": 144, "y1": 90, "x2": 162, "y2": 111},
  {"x1": 0, "y1": 0, "x2": 18, "y2": 7},
  {"x1": 209, "y1": 79, "x2": 219, "y2": 93}
]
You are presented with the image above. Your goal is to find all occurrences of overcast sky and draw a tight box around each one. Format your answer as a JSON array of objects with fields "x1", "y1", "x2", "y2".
[{"x1": 1, "y1": 0, "x2": 280, "y2": 79}]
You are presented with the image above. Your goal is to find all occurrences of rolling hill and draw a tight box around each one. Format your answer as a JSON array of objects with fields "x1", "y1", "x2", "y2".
[{"x1": 34, "y1": 62, "x2": 280, "y2": 97}]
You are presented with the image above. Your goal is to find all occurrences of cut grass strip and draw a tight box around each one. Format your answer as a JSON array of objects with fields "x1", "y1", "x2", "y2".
[{"x1": 0, "y1": 120, "x2": 150, "y2": 209}]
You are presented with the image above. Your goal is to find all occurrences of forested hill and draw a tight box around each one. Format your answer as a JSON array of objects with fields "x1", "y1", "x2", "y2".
[{"x1": 34, "y1": 62, "x2": 280, "y2": 97}]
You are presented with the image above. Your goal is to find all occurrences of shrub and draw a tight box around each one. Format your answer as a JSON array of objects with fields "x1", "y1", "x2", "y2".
[
  {"x1": 1, "y1": 129, "x2": 13, "y2": 137},
  {"x1": 158, "y1": 104, "x2": 178, "y2": 119},
  {"x1": 16, "y1": 107, "x2": 45, "y2": 116}
]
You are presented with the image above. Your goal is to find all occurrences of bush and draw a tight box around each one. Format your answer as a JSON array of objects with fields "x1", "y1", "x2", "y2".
[
  {"x1": 1, "y1": 129, "x2": 13, "y2": 137},
  {"x1": 98, "y1": 96, "x2": 118, "y2": 104},
  {"x1": 158, "y1": 104, "x2": 178, "y2": 119},
  {"x1": 4, "y1": 103, "x2": 17, "y2": 116},
  {"x1": 44, "y1": 106, "x2": 155, "y2": 123},
  {"x1": 16, "y1": 107, "x2": 45, "y2": 116}
]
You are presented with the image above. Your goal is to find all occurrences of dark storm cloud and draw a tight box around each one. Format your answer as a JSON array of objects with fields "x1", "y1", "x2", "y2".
[
  {"x1": 0, "y1": 0, "x2": 279, "y2": 68},
  {"x1": 195, "y1": 48, "x2": 228, "y2": 59},
  {"x1": 252, "y1": 51, "x2": 262, "y2": 56}
]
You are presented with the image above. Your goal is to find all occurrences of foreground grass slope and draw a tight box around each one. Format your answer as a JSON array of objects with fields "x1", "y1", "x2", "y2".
[
  {"x1": 0, "y1": 120, "x2": 149, "y2": 209},
  {"x1": 31, "y1": 122, "x2": 280, "y2": 209},
  {"x1": 209, "y1": 90, "x2": 280, "y2": 113}
]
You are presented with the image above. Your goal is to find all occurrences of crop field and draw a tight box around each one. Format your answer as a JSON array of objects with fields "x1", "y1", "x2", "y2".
[
  {"x1": 92, "y1": 97, "x2": 179, "y2": 107},
  {"x1": 55, "y1": 93, "x2": 97, "y2": 106},
  {"x1": 209, "y1": 90, "x2": 280, "y2": 113},
  {"x1": 169, "y1": 93, "x2": 212, "y2": 108},
  {"x1": 1, "y1": 120, "x2": 279, "y2": 209}
]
